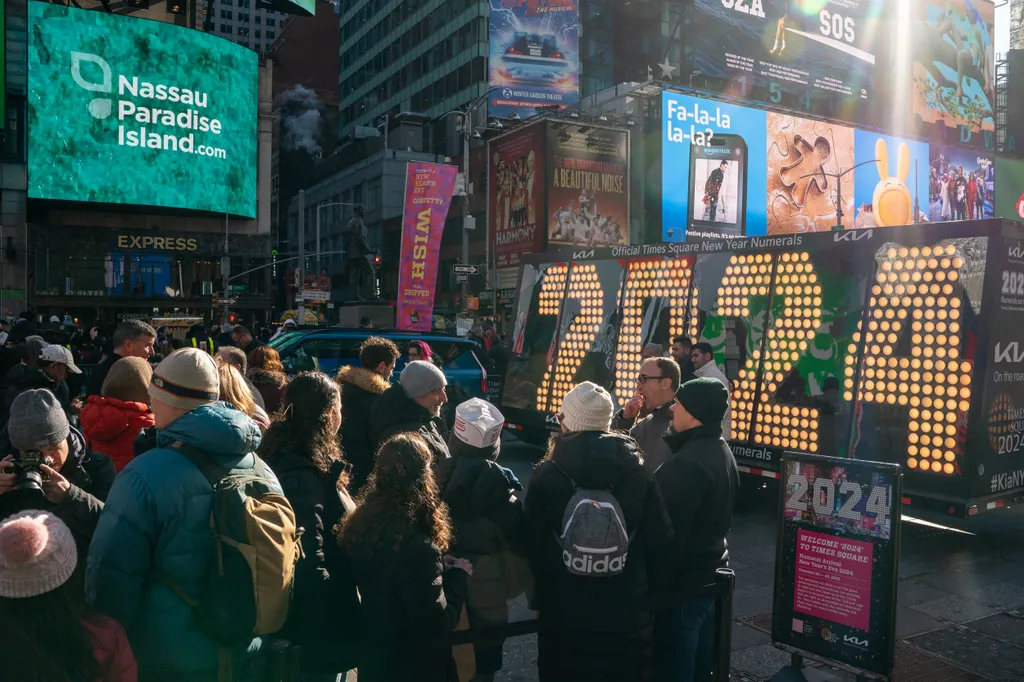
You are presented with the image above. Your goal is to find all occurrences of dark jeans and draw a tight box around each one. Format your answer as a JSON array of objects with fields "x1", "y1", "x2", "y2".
[{"x1": 654, "y1": 597, "x2": 716, "y2": 682}]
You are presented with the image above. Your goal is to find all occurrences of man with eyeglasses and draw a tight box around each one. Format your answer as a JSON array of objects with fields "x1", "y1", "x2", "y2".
[{"x1": 612, "y1": 356, "x2": 681, "y2": 473}]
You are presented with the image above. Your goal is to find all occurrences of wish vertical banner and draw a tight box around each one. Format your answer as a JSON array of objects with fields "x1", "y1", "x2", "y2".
[{"x1": 396, "y1": 162, "x2": 458, "y2": 332}]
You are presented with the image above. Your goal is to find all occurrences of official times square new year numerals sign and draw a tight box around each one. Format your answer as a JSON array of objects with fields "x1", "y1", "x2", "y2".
[{"x1": 772, "y1": 452, "x2": 902, "y2": 678}]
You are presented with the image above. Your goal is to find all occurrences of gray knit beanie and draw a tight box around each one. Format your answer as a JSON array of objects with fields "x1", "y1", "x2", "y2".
[
  {"x1": 8, "y1": 389, "x2": 70, "y2": 451},
  {"x1": 400, "y1": 360, "x2": 447, "y2": 399}
]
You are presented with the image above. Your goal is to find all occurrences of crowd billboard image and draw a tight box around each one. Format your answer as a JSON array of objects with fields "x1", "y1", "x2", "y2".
[
  {"x1": 663, "y1": 90, "x2": 931, "y2": 241},
  {"x1": 490, "y1": 124, "x2": 547, "y2": 269},
  {"x1": 488, "y1": 0, "x2": 579, "y2": 119},
  {"x1": 910, "y1": 0, "x2": 995, "y2": 133},
  {"x1": 547, "y1": 123, "x2": 629, "y2": 247},
  {"x1": 929, "y1": 147, "x2": 994, "y2": 222},
  {"x1": 995, "y1": 157, "x2": 1024, "y2": 221},
  {"x1": 27, "y1": 2, "x2": 258, "y2": 217},
  {"x1": 692, "y1": 0, "x2": 883, "y2": 103}
]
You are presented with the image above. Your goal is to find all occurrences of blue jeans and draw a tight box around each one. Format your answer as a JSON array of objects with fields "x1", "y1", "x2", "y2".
[{"x1": 654, "y1": 597, "x2": 717, "y2": 682}]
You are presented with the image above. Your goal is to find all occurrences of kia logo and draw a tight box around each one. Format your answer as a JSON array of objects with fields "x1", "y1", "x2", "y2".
[{"x1": 834, "y1": 230, "x2": 872, "y2": 243}]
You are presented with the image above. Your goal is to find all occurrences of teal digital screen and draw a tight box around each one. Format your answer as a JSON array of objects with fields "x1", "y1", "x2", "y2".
[
  {"x1": 261, "y1": 0, "x2": 315, "y2": 17},
  {"x1": 27, "y1": 2, "x2": 258, "y2": 218}
]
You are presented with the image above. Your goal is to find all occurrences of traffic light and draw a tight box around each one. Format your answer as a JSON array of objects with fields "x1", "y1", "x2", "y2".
[
  {"x1": 212, "y1": 292, "x2": 219, "y2": 307},
  {"x1": 374, "y1": 255, "x2": 381, "y2": 269}
]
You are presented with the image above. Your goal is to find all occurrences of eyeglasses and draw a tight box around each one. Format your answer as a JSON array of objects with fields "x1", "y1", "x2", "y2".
[{"x1": 637, "y1": 374, "x2": 667, "y2": 384}]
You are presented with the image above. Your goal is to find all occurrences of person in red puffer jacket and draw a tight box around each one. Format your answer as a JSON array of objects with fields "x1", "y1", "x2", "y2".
[{"x1": 80, "y1": 357, "x2": 156, "y2": 472}]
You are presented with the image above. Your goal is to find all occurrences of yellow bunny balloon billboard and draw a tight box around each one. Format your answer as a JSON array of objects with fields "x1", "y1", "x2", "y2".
[{"x1": 853, "y1": 133, "x2": 930, "y2": 229}]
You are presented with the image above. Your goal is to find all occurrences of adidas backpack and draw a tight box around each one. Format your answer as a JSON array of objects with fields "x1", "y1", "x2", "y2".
[
  {"x1": 551, "y1": 462, "x2": 634, "y2": 577},
  {"x1": 164, "y1": 442, "x2": 302, "y2": 646}
]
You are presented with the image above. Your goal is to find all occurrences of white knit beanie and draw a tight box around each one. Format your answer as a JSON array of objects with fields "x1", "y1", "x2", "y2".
[
  {"x1": 559, "y1": 381, "x2": 614, "y2": 433},
  {"x1": 0, "y1": 511, "x2": 78, "y2": 599}
]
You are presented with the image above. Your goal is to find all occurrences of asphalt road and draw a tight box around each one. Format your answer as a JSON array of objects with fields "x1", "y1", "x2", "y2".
[{"x1": 490, "y1": 434, "x2": 1024, "y2": 682}]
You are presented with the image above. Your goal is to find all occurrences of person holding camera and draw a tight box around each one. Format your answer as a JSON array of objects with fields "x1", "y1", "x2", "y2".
[{"x1": 0, "y1": 389, "x2": 115, "y2": 555}]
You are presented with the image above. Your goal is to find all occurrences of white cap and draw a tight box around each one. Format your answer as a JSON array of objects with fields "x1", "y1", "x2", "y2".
[
  {"x1": 49, "y1": 315, "x2": 60, "y2": 323},
  {"x1": 453, "y1": 398, "x2": 504, "y2": 449},
  {"x1": 39, "y1": 345, "x2": 82, "y2": 374}
]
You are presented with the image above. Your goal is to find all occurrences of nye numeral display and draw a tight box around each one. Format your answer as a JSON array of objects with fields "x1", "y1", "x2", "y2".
[
  {"x1": 612, "y1": 258, "x2": 696, "y2": 406},
  {"x1": 844, "y1": 244, "x2": 973, "y2": 475},
  {"x1": 536, "y1": 264, "x2": 604, "y2": 413},
  {"x1": 723, "y1": 252, "x2": 823, "y2": 451}
]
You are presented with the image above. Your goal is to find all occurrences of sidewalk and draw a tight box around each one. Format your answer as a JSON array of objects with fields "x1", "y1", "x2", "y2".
[{"x1": 727, "y1": 498, "x2": 1024, "y2": 681}]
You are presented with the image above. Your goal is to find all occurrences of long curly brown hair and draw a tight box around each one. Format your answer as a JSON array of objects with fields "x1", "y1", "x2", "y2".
[
  {"x1": 248, "y1": 346, "x2": 285, "y2": 374},
  {"x1": 339, "y1": 433, "x2": 453, "y2": 555},
  {"x1": 258, "y1": 371, "x2": 348, "y2": 490}
]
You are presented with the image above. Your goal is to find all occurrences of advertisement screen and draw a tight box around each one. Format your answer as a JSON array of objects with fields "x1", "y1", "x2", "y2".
[
  {"x1": 978, "y1": 237, "x2": 1024, "y2": 498},
  {"x1": 547, "y1": 123, "x2": 629, "y2": 247},
  {"x1": 27, "y1": 2, "x2": 258, "y2": 218},
  {"x1": 851, "y1": 130, "x2": 930, "y2": 229},
  {"x1": 995, "y1": 157, "x2": 1024, "y2": 222},
  {"x1": 929, "y1": 146, "x2": 994, "y2": 222},
  {"x1": 692, "y1": 0, "x2": 883, "y2": 103},
  {"x1": 490, "y1": 124, "x2": 547, "y2": 269},
  {"x1": 662, "y1": 91, "x2": 930, "y2": 241},
  {"x1": 772, "y1": 453, "x2": 901, "y2": 678},
  {"x1": 488, "y1": 0, "x2": 579, "y2": 119},
  {"x1": 259, "y1": 0, "x2": 315, "y2": 16},
  {"x1": 910, "y1": 0, "x2": 995, "y2": 133}
]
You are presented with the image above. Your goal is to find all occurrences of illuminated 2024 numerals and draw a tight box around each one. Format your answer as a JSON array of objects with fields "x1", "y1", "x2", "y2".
[
  {"x1": 723, "y1": 252, "x2": 823, "y2": 452},
  {"x1": 844, "y1": 244, "x2": 973, "y2": 475},
  {"x1": 785, "y1": 473, "x2": 890, "y2": 528},
  {"x1": 612, "y1": 258, "x2": 697, "y2": 406},
  {"x1": 536, "y1": 264, "x2": 603, "y2": 413}
]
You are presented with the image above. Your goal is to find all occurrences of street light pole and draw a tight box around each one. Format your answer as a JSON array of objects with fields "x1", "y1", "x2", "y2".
[
  {"x1": 297, "y1": 189, "x2": 305, "y2": 324},
  {"x1": 461, "y1": 116, "x2": 471, "y2": 306}
]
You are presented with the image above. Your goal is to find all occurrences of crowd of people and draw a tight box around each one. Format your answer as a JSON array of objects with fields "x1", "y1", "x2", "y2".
[{"x1": 0, "y1": 316, "x2": 741, "y2": 682}]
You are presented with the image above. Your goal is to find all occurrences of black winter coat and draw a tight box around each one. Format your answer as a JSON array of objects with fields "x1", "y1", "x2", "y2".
[
  {"x1": 0, "y1": 426, "x2": 115, "y2": 559},
  {"x1": 440, "y1": 447, "x2": 529, "y2": 674},
  {"x1": 336, "y1": 365, "x2": 390, "y2": 490},
  {"x1": 369, "y1": 384, "x2": 450, "y2": 464},
  {"x1": 264, "y1": 450, "x2": 361, "y2": 673},
  {"x1": 85, "y1": 351, "x2": 122, "y2": 398},
  {"x1": 1, "y1": 363, "x2": 58, "y2": 426},
  {"x1": 345, "y1": 527, "x2": 470, "y2": 682},
  {"x1": 525, "y1": 431, "x2": 673, "y2": 682},
  {"x1": 657, "y1": 423, "x2": 740, "y2": 586}
]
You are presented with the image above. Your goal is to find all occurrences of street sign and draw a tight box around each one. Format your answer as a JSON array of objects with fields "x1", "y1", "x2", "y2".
[
  {"x1": 229, "y1": 284, "x2": 246, "y2": 292},
  {"x1": 298, "y1": 289, "x2": 330, "y2": 302},
  {"x1": 453, "y1": 264, "x2": 480, "y2": 275},
  {"x1": 455, "y1": 274, "x2": 468, "y2": 283},
  {"x1": 220, "y1": 298, "x2": 237, "y2": 305}
]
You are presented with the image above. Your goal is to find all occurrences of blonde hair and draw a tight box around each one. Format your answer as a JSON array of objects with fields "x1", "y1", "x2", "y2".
[{"x1": 216, "y1": 358, "x2": 256, "y2": 417}]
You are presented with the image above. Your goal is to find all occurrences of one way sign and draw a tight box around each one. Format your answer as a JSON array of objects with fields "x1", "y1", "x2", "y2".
[{"x1": 453, "y1": 264, "x2": 480, "y2": 275}]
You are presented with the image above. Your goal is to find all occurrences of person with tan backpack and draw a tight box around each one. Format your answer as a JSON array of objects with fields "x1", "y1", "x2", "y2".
[{"x1": 86, "y1": 348, "x2": 301, "y2": 681}]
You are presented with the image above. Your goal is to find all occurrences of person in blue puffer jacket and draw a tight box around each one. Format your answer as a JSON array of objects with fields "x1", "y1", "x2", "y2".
[{"x1": 85, "y1": 348, "x2": 281, "y2": 681}]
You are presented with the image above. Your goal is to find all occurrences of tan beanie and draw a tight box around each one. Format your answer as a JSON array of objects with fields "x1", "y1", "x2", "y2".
[
  {"x1": 149, "y1": 347, "x2": 220, "y2": 410},
  {"x1": 102, "y1": 356, "x2": 154, "y2": 404},
  {"x1": 559, "y1": 382, "x2": 614, "y2": 433}
]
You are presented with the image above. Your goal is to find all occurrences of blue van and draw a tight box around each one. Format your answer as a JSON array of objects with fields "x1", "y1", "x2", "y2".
[{"x1": 267, "y1": 328, "x2": 490, "y2": 399}]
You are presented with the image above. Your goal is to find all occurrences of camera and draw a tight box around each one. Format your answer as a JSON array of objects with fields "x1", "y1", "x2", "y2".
[{"x1": 11, "y1": 450, "x2": 48, "y2": 493}]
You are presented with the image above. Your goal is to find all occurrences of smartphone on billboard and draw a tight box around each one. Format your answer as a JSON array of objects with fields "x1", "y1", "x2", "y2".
[{"x1": 688, "y1": 134, "x2": 747, "y2": 237}]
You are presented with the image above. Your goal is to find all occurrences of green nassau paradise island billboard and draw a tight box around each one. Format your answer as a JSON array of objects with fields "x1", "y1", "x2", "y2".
[{"x1": 27, "y1": 2, "x2": 258, "y2": 218}]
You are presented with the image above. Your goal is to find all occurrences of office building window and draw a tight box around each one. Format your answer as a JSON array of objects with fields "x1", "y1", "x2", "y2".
[
  {"x1": 220, "y1": 23, "x2": 230, "y2": 32},
  {"x1": 255, "y1": 29, "x2": 261, "y2": 38},
  {"x1": 267, "y1": 30, "x2": 275, "y2": 39},
  {"x1": 266, "y1": 17, "x2": 275, "y2": 26},
  {"x1": 219, "y1": 9, "x2": 232, "y2": 18},
  {"x1": 255, "y1": 14, "x2": 261, "y2": 23}
]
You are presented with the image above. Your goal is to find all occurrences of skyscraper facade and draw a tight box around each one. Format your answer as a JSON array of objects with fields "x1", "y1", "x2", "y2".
[{"x1": 338, "y1": 0, "x2": 488, "y2": 138}]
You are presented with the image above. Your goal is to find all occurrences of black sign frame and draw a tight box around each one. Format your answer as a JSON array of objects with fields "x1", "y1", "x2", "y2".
[{"x1": 772, "y1": 452, "x2": 903, "y2": 679}]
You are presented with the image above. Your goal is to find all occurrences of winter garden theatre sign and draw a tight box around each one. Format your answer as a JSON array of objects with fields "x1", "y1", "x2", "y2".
[
  {"x1": 771, "y1": 452, "x2": 902, "y2": 679},
  {"x1": 26, "y1": 2, "x2": 258, "y2": 218}
]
